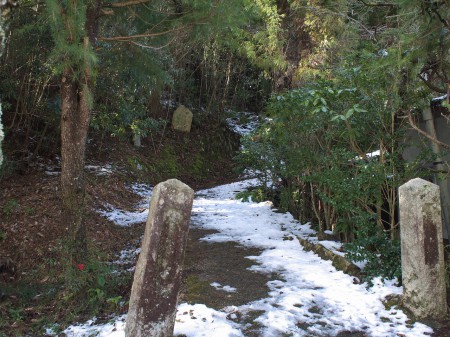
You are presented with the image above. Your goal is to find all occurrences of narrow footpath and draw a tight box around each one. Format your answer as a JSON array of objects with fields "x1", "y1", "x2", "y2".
[{"x1": 61, "y1": 179, "x2": 436, "y2": 337}]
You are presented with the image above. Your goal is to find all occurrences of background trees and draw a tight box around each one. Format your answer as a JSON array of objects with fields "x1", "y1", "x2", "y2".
[
  {"x1": 239, "y1": 0, "x2": 449, "y2": 280},
  {"x1": 0, "y1": 0, "x2": 285, "y2": 281},
  {"x1": 0, "y1": 0, "x2": 448, "y2": 283}
]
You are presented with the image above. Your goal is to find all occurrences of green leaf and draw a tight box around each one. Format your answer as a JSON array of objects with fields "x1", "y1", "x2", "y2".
[
  {"x1": 345, "y1": 109, "x2": 354, "y2": 119},
  {"x1": 331, "y1": 115, "x2": 340, "y2": 121},
  {"x1": 97, "y1": 275, "x2": 106, "y2": 287},
  {"x1": 353, "y1": 105, "x2": 367, "y2": 113}
]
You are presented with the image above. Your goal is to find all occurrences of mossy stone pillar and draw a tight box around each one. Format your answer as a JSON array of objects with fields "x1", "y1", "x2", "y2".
[
  {"x1": 399, "y1": 178, "x2": 447, "y2": 319},
  {"x1": 125, "y1": 179, "x2": 194, "y2": 337}
]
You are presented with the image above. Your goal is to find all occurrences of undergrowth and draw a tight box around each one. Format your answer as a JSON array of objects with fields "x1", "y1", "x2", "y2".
[{"x1": 0, "y1": 240, "x2": 131, "y2": 336}]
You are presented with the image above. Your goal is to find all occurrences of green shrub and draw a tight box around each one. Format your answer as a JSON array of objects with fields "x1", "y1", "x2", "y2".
[
  {"x1": 238, "y1": 73, "x2": 429, "y2": 281},
  {"x1": 345, "y1": 235, "x2": 402, "y2": 283},
  {"x1": 236, "y1": 186, "x2": 266, "y2": 203}
]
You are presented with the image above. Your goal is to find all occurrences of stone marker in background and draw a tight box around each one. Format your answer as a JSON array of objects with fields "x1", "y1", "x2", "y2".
[
  {"x1": 132, "y1": 133, "x2": 141, "y2": 148},
  {"x1": 399, "y1": 178, "x2": 447, "y2": 319},
  {"x1": 125, "y1": 179, "x2": 194, "y2": 337},
  {"x1": 172, "y1": 105, "x2": 193, "y2": 132}
]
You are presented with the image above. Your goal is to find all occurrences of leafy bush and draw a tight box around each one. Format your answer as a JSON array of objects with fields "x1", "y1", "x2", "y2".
[
  {"x1": 61, "y1": 247, "x2": 127, "y2": 316},
  {"x1": 238, "y1": 71, "x2": 429, "y2": 280},
  {"x1": 346, "y1": 235, "x2": 402, "y2": 283},
  {"x1": 236, "y1": 186, "x2": 266, "y2": 203}
]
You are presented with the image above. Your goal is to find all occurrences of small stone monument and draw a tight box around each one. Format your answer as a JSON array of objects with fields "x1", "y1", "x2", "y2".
[
  {"x1": 171, "y1": 105, "x2": 193, "y2": 132},
  {"x1": 132, "y1": 133, "x2": 141, "y2": 148},
  {"x1": 125, "y1": 179, "x2": 194, "y2": 337},
  {"x1": 399, "y1": 178, "x2": 447, "y2": 319}
]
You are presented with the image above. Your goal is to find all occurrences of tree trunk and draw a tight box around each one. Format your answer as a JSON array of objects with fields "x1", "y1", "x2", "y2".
[
  {"x1": 60, "y1": 2, "x2": 100, "y2": 264},
  {"x1": 148, "y1": 89, "x2": 164, "y2": 119},
  {"x1": 60, "y1": 67, "x2": 92, "y2": 264},
  {"x1": 421, "y1": 106, "x2": 450, "y2": 241},
  {"x1": 274, "y1": 0, "x2": 311, "y2": 91}
]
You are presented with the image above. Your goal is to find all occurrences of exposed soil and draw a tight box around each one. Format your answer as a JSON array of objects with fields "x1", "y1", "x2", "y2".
[
  {"x1": 181, "y1": 228, "x2": 276, "y2": 308},
  {"x1": 0, "y1": 120, "x2": 240, "y2": 277}
]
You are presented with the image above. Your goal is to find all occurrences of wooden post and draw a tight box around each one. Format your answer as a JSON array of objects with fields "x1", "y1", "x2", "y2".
[{"x1": 125, "y1": 179, "x2": 194, "y2": 337}]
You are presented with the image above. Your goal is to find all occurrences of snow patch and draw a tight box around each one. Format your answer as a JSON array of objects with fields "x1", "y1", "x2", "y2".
[
  {"x1": 211, "y1": 282, "x2": 237, "y2": 293},
  {"x1": 226, "y1": 111, "x2": 260, "y2": 135},
  {"x1": 62, "y1": 316, "x2": 126, "y2": 337},
  {"x1": 97, "y1": 183, "x2": 152, "y2": 227},
  {"x1": 174, "y1": 303, "x2": 243, "y2": 337},
  {"x1": 85, "y1": 164, "x2": 115, "y2": 176}
]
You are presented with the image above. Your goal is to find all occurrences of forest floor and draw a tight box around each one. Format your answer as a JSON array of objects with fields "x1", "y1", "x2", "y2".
[
  {"x1": 0, "y1": 117, "x2": 449, "y2": 337},
  {"x1": 0, "y1": 118, "x2": 240, "y2": 336}
]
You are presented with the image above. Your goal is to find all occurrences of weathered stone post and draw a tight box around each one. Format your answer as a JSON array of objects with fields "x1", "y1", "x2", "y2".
[
  {"x1": 399, "y1": 178, "x2": 448, "y2": 319},
  {"x1": 125, "y1": 179, "x2": 194, "y2": 337},
  {"x1": 172, "y1": 105, "x2": 193, "y2": 132}
]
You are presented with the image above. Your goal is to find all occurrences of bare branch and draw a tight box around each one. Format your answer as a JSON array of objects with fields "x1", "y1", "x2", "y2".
[
  {"x1": 100, "y1": 8, "x2": 114, "y2": 15},
  {"x1": 107, "y1": 0, "x2": 150, "y2": 8},
  {"x1": 418, "y1": 74, "x2": 447, "y2": 94},
  {"x1": 431, "y1": 7, "x2": 450, "y2": 30},
  {"x1": 406, "y1": 110, "x2": 450, "y2": 150},
  {"x1": 98, "y1": 26, "x2": 184, "y2": 41},
  {"x1": 129, "y1": 35, "x2": 177, "y2": 49},
  {"x1": 357, "y1": 0, "x2": 396, "y2": 7}
]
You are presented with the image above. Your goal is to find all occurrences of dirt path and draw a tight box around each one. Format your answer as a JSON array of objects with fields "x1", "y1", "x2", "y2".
[
  {"x1": 181, "y1": 227, "x2": 373, "y2": 337},
  {"x1": 177, "y1": 184, "x2": 450, "y2": 337},
  {"x1": 181, "y1": 227, "x2": 450, "y2": 337},
  {"x1": 182, "y1": 228, "x2": 274, "y2": 309}
]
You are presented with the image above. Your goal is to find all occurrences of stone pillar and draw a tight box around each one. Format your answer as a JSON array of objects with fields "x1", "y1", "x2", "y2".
[
  {"x1": 171, "y1": 105, "x2": 193, "y2": 132},
  {"x1": 125, "y1": 179, "x2": 194, "y2": 337},
  {"x1": 399, "y1": 178, "x2": 447, "y2": 319},
  {"x1": 132, "y1": 133, "x2": 141, "y2": 148}
]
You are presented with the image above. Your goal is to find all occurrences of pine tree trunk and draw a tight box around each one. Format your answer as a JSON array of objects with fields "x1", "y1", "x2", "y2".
[
  {"x1": 60, "y1": 67, "x2": 91, "y2": 264},
  {"x1": 59, "y1": 1, "x2": 100, "y2": 264}
]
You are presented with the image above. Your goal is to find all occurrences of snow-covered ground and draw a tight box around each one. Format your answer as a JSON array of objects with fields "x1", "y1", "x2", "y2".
[
  {"x1": 98, "y1": 183, "x2": 152, "y2": 227},
  {"x1": 54, "y1": 179, "x2": 433, "y2": 337},
  {"x1": 226, "y1": 111, "x2": 261, "y2": 136}
]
